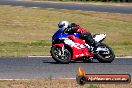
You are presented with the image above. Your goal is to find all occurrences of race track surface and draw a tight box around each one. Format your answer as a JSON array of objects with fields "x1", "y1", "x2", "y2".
[
  {"x1": 0, "y1": 0, "x2": 132, "y2": 14},
  {"x1": 0, "y1": 57, "x2": 132, "y2": 79}
]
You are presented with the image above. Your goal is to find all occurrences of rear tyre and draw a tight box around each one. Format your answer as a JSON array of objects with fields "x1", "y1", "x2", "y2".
[
  {"x1": 96, "y1": 43, "x2": 115, "y2": 63},
  {"x1": 51, "y1": 46, "x2": 71, "y2": 64}
]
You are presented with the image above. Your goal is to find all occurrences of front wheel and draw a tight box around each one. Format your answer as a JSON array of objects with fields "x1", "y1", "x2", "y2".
[
  {"x1": 51, "y1": 46, "x2": 71, "y2": 64},
  {"x1": 95, "y1": 43, "x2": 115, "y2": 63}
]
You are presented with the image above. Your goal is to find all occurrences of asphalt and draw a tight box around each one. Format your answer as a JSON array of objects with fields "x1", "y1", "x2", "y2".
[
  {"x1": 0, "y1": 57, "x2": 132, "y2": 79},
  {"x1": 0, "y1": 0, "x2": 132, "y2": 14}
]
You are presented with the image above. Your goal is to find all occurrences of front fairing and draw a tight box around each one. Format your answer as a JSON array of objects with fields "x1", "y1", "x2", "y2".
[
  {"x1": 52, "y1": 29, "x2": 80, "y2": 43},
  {"x1": 52, "y1": 29, "x2": 62, "y2": 42}
]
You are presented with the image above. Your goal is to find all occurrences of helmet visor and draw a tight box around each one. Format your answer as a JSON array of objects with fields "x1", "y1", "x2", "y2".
[{"x1": 58, "y1": 24, "x2": 65, "y2": 28}]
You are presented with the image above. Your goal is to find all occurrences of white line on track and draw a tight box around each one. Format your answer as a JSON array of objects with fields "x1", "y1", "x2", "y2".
[
  {"x1": 32, "y1": 7, "x2": 39, "y2": 8},
  {"x1": 0, "y1": 78, "x2": 76, "y2": 80},
  {"x1": 28, "y1": 56, "x2": 52, "y2": 58},
  {"x1": 28, "y1": 56, "x2": 132, "y2": 58},
  {"x1": 57, "y1": 78, "x2": 76, "y2": 80},
  {"x1": 0, "y1": 79, "x2": 33, "y2": 80}
]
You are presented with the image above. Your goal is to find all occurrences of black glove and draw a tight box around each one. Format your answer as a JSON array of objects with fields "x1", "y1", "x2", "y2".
[
  {"x1": 63, "y1": 27, "x2": 71, "y2": 33},
  {"x1": 69, "y1": 23, "x2": 78, "y2": 32},
  {"x1": 63, "y1": 23, "x2": 78, "y2": 34},
  {"x1": 70, "y1": 23, "x2": 78, "y2": 27}
]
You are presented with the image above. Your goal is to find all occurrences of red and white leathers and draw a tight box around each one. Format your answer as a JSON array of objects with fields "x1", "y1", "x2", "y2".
[{"x1": 65, "y1": 23, "x2": 96, "y2": 47}]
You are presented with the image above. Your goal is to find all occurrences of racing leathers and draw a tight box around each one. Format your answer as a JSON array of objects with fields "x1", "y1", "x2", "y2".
[{"x1": 64, "y1": 23, "x2": 98, "y2": 52}]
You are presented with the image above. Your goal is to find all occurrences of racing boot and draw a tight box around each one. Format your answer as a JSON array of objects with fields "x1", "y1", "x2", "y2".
[{"x1": 90, "y1": 42, "x2": 100, "y2": 54}]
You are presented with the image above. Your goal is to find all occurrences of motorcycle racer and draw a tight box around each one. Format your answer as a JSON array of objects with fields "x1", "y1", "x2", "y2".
[{"x1": 58, "y1": 20, "x2": 99, "y2": 53}]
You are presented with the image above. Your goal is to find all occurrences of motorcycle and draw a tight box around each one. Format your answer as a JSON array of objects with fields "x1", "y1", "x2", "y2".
[{"x1": 50, "y1": 29, "x2": 115, "y2": 64}]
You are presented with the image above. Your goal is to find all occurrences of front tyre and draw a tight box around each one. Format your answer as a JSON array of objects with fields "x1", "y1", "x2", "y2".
[
  {"x1": 51, "y1": 46, "x2": 71, "y2": 64},
  {"x1": 96, "y1": 43, "x2": 115, "y2": 63}
]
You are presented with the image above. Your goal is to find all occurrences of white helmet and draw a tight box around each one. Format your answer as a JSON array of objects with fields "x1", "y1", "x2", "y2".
[{"x1": 58, "y1": 20, "x2": 69, "y2": 31}]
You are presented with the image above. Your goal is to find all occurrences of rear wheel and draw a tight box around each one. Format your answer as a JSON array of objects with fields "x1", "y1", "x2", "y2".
[
  {"x1": 96, "y1": 43, "x2": 115, "y2": 63},
  {"x1": 51, "y1": 46, "x2": 71, "y2": 64}
]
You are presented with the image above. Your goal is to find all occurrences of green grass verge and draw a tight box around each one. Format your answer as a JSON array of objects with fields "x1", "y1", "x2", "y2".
[
  {"x1": 0, "y1": 79, "x2": 131, "y2": 88},
  {"x1": 0, "y1": 41, "x2": 51, "y2": 56},
  {"x1": 0, "y1": 5, "x2": 132, "y2": 56},
  {"x1": 0, "y1": 80, "x2": 101, "y2": 88},
  {"x1": 88, "y1": 85, "x2": 100, "y2": 88}
]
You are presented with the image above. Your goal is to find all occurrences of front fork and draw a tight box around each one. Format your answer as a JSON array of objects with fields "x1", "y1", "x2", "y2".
[
  {"x1": 61, "y1": 45, "x2": 65, "y2": 56},
  {"x1": 52, "y1": 43, "x2": 65, "y2": 56}
]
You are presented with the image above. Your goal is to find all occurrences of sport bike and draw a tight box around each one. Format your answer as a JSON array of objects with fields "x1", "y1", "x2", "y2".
[{"x1": 50, "y1": 29, "x2": 115, "y2": 64}]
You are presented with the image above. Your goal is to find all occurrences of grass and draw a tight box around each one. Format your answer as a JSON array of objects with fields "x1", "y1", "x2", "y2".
[
  {"x1": 0, "y1": 79, "x2": 131, "y2": 88},
  {"x1": 0, "y1": 5, "x2": 132, "y2": 56},
  {"x1": 0, "y1": 41, "x2": 51, "y2": 56},
  {"x1": 0, "y1": 79, "x2": 98, "y2": 88}
]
